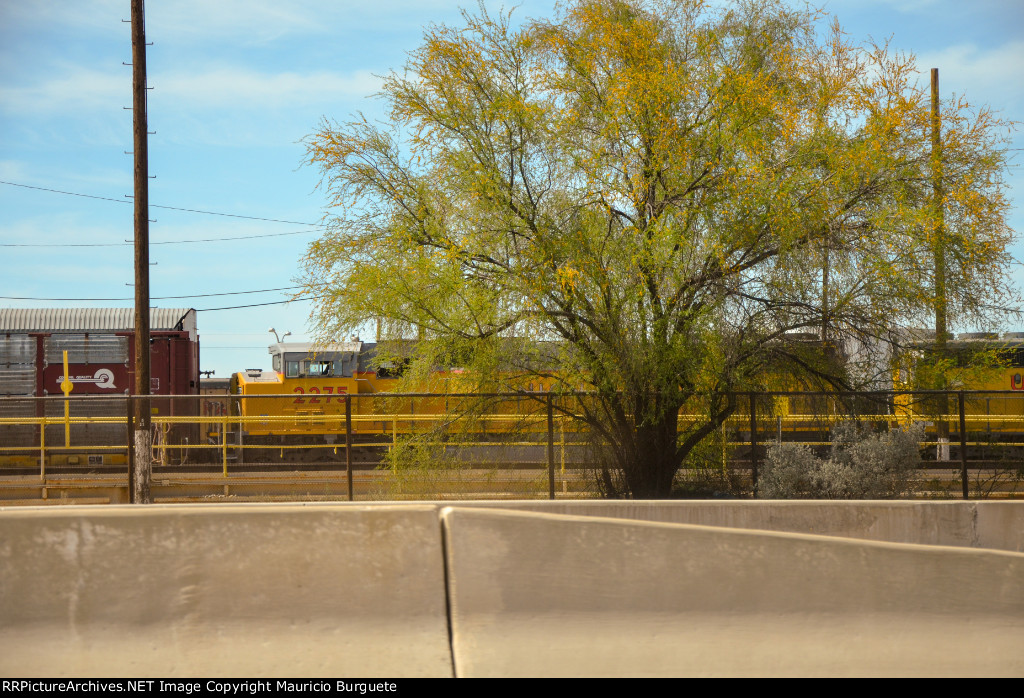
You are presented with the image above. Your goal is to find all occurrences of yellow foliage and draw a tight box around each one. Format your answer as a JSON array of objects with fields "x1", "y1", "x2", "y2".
[{"x1": 298, "y1": 0, "x2": 1018, "y2": 497}]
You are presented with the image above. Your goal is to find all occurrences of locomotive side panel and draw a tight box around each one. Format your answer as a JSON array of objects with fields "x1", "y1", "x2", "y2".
[
  {"x1": 233, "y1": 370, "x2": 359, "y2": 439},
  {"x1": 230, "y1": 340, "x2": 564, "y2": 462}
]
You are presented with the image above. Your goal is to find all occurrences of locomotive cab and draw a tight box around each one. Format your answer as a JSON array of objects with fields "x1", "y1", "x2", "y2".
[
  {"x1": 269, "y1": 341, "x2": 363, "y2": 379},
  {"x1": 229, "y1": 342, "x2": 376, "y2": 446}
]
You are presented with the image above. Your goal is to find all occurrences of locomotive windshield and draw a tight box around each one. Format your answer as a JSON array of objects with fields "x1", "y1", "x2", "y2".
[{"x1": 307, "y1": 360, "x2": 333, "y2": 377}]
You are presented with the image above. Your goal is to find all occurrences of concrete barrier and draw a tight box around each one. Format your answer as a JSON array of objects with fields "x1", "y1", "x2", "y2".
[
  {"x1": 436, "y1": 500, "x2": 1024, "y2": 552},
  {"x1": 0, "y1": 504, "x2": 453, "y2": 678},
  {"x1": 441, "y1": 507, "x2": 1024, "y2": 677},
  {"x1": 3, "y1": 500, "x2": 1022, "y2": 677}
]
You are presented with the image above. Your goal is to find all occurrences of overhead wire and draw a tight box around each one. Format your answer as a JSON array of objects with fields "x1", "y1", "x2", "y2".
[
  {"x1": 1, "y1": 180, "x2": 325, "y2": 305},
  {"x1": 0, "y1": 229, "x2": 320, "y2": 247},
  {"x1": 0, "y1": 295, "x2": 323, "y2": 311},
  {"x1": 196, "y1": 296, "x2": 326, "y2": 312},
  {"x1": 0, "y1": 286, "x2": 303, "y2": 301},
  {"x1": 0, "y1": 180, "x2": 325, "y2": 227}
]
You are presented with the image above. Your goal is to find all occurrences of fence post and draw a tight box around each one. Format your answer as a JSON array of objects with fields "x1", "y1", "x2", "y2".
[
  {"x1": 221, "y1": 414, "x2": 228, "y2": 477},
  {"x1": 346, "y1": 395, "x2": 353, "y2": 502},
  {"x1": 39, "y1": 408, "x2": 47, "y2": 482},
  {"x1": 127, "y1": 397, "x2": 134, "y2": 500},
  {"x1": 959, "y1": 390, "x2": 968, "y2": 500},
  {"x1": 749, "y1": 392, "x2": 758, "y2": 495},
  {"x1": 547, "y1": 393, "x2": 555, "y2": 500}
]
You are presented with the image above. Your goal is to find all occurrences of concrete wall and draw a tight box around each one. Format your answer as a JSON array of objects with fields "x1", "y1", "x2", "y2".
[
  {"x1": 435, "y1": 500, "x2": 1024, "y2": 552},
  {"x1": 3, "y1": 498, "x2": 1021, "y2": 551},
  {"x1": 442, "y1": 506, "x2": 1024, "y2": 677},
  {"x1": 1, "y1": 501, "x2": 1022, "y2": 677},
  {"x1": 0, "y1": 504, "x2": 453, "y2": 678}
]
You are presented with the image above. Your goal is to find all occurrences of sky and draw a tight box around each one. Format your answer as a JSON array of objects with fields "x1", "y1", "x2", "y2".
[{"x1": 1, "y1": 0, "x2": 1022, "y2": 379}]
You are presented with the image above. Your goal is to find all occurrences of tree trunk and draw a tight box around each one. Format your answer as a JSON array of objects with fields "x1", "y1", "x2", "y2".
[{"x1": 620, "y1": 408, "x2": 681, "y2": 498}]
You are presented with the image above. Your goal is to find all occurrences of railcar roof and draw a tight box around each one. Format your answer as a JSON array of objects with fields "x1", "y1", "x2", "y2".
[{"x1": 0, "y1": 308, "x2": 196, "y2": 335}]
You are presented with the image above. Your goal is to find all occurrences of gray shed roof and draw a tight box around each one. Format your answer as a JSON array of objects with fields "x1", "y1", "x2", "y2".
[{"x1": 0, "y1": 308, "x2": 197, "y2": 337}]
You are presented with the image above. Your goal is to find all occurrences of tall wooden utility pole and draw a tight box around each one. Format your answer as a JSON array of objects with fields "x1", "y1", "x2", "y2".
[
  {"x1": 131, "y1": 0, "x2": 152, "y2": 502},
  {"x1": 931, "y1": 67, "x2": 949, "y2": 460}
]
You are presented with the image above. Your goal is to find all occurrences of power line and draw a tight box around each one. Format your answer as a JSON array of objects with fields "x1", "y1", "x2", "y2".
[
  {"x1": 0, "y1": 229, "x2": 320, "y2": 247},
  {"x1": 0, "y1": 286, "x2": 303, "y2": 301},
  {"x1": 197, "y1": 296, "x2": 326, "y2": 312},
  {"x1": 151, "y1": 230, "x2": 318, "y2": 244},
  {"x1": 0, "y1": 180, "x2": 325, "y2": 227}
]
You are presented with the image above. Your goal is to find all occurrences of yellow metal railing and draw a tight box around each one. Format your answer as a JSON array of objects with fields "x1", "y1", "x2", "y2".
[{"x1": 6, "y1": 396, "x2": 1024, "y2": 481}]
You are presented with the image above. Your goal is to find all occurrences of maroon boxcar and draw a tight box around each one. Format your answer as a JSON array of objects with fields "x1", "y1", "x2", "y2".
[{"x1": 0, "y1": 308, "x2": 200, "y2": 466}]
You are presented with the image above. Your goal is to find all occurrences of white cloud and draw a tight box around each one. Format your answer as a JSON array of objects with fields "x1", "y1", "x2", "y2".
[
  {"x1": 145, "y1": 0, "x2": 502, "y2": 44},
  {"x1": 915, "y1": 41, "x2": 1024, "y2": 111},
  {"x1": 0, "y1": 160, "x2": 29, "y2": 182},
  {"x1": 821, "y1": 0, "x2": 940, "y2": 12},
  {"x1": 0, "y1": 66, "x2": 127, "y2": 116},
  {"x1": 1, "y1": 0, "x2": 548, "y2": 50},
  {"x1": 0, "y1": 164, "x2": 130, "y2": 200},
  {"x1": 0, "y1": 0, "x2": 124, "y2": 36},
  {"x1": 152, "y1": 68, "x2": 384, "y2": 110},
  {"x1": 0, "y1": 62, "x2": 382, "y2": 117}
]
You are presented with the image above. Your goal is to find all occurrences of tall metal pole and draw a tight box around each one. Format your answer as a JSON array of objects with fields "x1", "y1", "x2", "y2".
[
  {"x1": 931, "y1": 68, "x2": 949, "y2": 461},
  {"x1": 131, "y1": 0, "x2": 152, "y2": 503}
]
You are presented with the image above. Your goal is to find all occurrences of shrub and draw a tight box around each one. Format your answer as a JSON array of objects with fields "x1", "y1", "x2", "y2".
[{"x1": 760, "y1": 423, "x2": 924, "y2": 499}]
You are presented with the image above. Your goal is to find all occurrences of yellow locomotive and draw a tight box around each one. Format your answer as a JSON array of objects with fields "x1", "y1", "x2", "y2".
[
  {"x1": 223, "y1": 332, "x2": 1024, "y2": 465},
  {"x1": 893, "y1": 332, "x2": 1024, "y2": 458},
  {"x1": 227, "y1": 340, "x2": 556, "y2": 463},
  {"x1": 709, "y1": 330, "x2": 1024, "y2": 464}
]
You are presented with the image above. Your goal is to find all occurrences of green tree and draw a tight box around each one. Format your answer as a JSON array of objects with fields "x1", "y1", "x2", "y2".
[{"x1": 302, "y1": 0, "x2": 1016, "y2": 497}]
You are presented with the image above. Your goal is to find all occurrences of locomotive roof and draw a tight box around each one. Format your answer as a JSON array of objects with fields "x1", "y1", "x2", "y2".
[
  {"x1": 267, "y1": 341, "x2": 365, "y2": 355},
  {"x1": 0, "y1": 307, "x2": 197, "y2": 338},
  {"x1": 906, "y1": 332, "x2": 1024, "y2": 349}
]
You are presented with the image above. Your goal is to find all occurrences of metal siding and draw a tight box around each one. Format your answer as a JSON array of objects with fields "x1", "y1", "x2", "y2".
[
  {"x1": 44, "y1": 335, "x2": 129, "y2": 364},
  {"x1": 0, "y1": 397, "x2": 34, "y2": 446},
  {"x1": 0, "y1": 368, "x2": 36, "y2": 396},
  {"x1": 0, "y1": 312, "x2": 199, "y2": 454},
  {"x1": 0, "y1": 308, "x2": 194, "y2": 332},
  {"x1": 43, "y1": 397, "x2": 127, "y2": 448},
  {"x1": 0, "y1": 335, "x2": 35, "y2": 363},
  {"x1": 0, "y1": 335, "x2": 36, "y2": 396}
]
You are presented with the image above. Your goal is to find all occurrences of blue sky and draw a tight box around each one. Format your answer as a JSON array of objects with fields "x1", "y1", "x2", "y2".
[{"x1": 1, "y1": 0, "x2": 1022, "y2": 378}]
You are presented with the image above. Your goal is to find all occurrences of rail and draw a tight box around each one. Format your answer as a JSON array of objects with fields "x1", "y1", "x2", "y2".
[{"x1": 1, "y1": 390, "x2": 1023, "y2": 500}]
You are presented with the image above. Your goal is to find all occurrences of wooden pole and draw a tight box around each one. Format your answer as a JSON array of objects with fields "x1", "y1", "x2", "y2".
[{"x1": 131, "y1": 0, "x2": 152, "y2": 503}]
